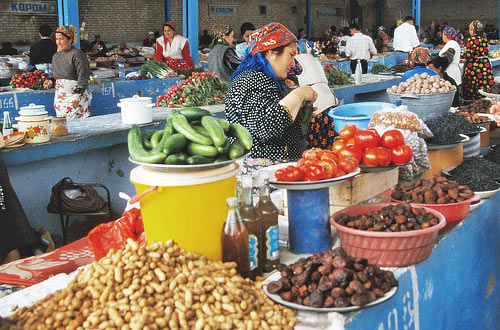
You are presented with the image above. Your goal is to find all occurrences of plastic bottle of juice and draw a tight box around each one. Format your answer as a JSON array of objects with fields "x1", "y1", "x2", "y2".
[
  {"x1": 239, "y1": 175, "x2": 263, "y2": 279},
  {"x1": 221, "y1": 197, "x2": 250, "y2": 278},
  {"x1": 256, "y1": 172, "x2": 279, "y2": 272}
]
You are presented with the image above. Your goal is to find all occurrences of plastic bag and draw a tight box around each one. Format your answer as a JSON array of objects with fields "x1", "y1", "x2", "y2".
[
  {"x1": 87, "y1": 208, "x2": 147, "y2": 260},
  {"x1": 369, "y1": 105, "x2": 424, "y2": 133}
]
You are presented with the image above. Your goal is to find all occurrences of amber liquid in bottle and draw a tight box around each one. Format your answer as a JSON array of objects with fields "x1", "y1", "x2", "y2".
[
  {"x1": 256, "y1": 172, "x2": 279, "y2": 272},
  {"x1": 239, "y1": 175, "x2": 263, "y2": 279},
  {"x1": 221, "y1": 197, "x2": 250, "y2": 278}
]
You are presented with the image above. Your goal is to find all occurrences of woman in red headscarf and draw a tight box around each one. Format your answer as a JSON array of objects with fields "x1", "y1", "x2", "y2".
[
  {"x1": 225, "y1": 23, "x2": 317, "y2": 161},
  {"x1": 154, "y1": 21, "x2": 194, "y2": 68}
]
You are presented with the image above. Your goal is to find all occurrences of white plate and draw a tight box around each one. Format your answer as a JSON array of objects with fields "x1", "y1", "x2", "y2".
[
  {"x1": 479, "y1": 89, "x2": 500, "y2": 98},
  {"x1": 376, "y1": 72, "x2": 395, "y2": 76},
  {"x1": 470, "y1": 199, "x2": 486, "y2": 212},
  {"x1": 257, "y1": 162, "x2": 360, "y2": 191},
  {"x1": 263, "y1": 271, "x2": 398, "y2": 312}
]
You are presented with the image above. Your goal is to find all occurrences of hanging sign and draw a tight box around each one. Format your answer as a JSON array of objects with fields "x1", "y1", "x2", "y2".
[
  {"x1": 317, "y1": 10, "x2": 336, "y2": 19},
  {"x1": 209, "y1": 4, "x2": 237, "y2": 16},
  {"x1": 0, "y1": 1, "x2": 57, "y2": 15}
]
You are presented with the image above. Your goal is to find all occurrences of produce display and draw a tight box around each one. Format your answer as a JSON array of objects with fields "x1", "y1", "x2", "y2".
[
  {"x1": 139, "y1": 60, "x2": 177, "y2": 79},
  {"x1": 163, "y1": 57, "x2": 194, "y2": 72},
  {"x1": 369, "y1": 64, "x2": 391, "y2": 74},
  {"x1": 457, "y1": 111, "x2": 490, "y2": 123},
  {"x1": 484, "y1": 144, "x2": 500, "y2": 165},
  {"x1": 386, "y1": 73, "x2": 456, "y2": 94},
  {"x1": 274, "y1": 148, "x2": 358, "y2": 182},
  {"x1": 489, "y1": 49, "x2": 500, "y2": 58},
  {"x1": 157, "y1": 72, "x2": 227, "y2": 107},
  {"x1": 324, "y1": 63, "x2": 354, "y2": 86},
  {"x1": 335, "y1": 124, "x2": 413, "y2": 167},
  {"x1": 483, "y1": 83, "x2": 500, "y2": 94},
  {"x1": 457, "y1": 98, "x2": 492, "y2": 114},
  {"x1": 0, "y1": 239, "x2": 297, "y2": 329},
  {"x1": 9, "y1": 70, "x2": 50, "y2": 89},
  {"x1": 334, "y1": 203, "x2": 440, "y2": 231},
  {"x1": 392, "y1": 176, "x2": 474, "y2": 204},
  {"x1": 266, "y1": 248, "x2": 398, "y2": 308},
  {"x1": 128, "y1": 108, "x2": 252, "y2": 165},
  {"x1": 424, "y1": 112, "x2": 481, "y2": 145},
  {"x1": 389, "y1": 63, "x2": 411, "y2": 73},
  {"x1": 445, "y1": 158, "x2": 500, "y2": 191}
]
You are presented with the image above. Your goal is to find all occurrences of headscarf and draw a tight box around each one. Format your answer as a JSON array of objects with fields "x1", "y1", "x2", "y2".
[
  {"x1": 443, "y1": 26, "x2": 459, "y2": 42},
  {"x1": 410, "y1": 47, "x2": 430, "y2": 65},
  {"x1": 164, "y1": 21, "x2": 176, "y2": 35},
  {"x1": 471, "y1": 20, "x2": 485, "y2": 37},
  {"x1": 56, "y1": 25, "x2": 77, "y2": 43},
  {"x1": 211, "y1": 24, "x2": 231, "y2": 47},
  {"x1": 248, "y1": 22, "x2": 297, "y2": 56}
]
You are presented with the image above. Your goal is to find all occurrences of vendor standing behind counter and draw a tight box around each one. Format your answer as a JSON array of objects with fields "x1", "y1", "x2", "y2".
[
  {"x1": 208, "y1": 24, "x2": 240, "y2": 82},
  {"x1": 225, "y1": 23, "x2": 317, "y2": 161},
  {"x1": 155, "y1": 21, "x2": 194, "y2": 68},
  {"x1": 43, "y1": 25, "x2": 92, "y2": 119}
]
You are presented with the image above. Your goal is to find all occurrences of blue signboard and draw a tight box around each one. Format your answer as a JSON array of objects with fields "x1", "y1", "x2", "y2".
[
  {"x1": 0, "y1": 1, "x2": 57, "y2": 15},
  {"x1": 317, "y1": 10, "x2": 335, "y2": 19},
  {"x1": 208, "y1": 4, "x2": 236, "y2": 16}
]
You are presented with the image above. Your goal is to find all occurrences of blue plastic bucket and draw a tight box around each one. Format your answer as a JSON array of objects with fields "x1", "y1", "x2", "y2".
[{"x1": 328, "y1": 102, "x2": 396, "y2": 132}]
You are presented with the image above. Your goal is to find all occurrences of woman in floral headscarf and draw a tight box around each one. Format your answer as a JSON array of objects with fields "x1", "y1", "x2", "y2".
[
  {"x1": 400, "y1": 47, "x2": 439, "y2": 82},
  {"x1": 438, "y1": 26, "x2": 462, "y2": 87},
  {"x1": 207, "y1": 24, "x2": 240, "y2": 81},
  {"x1": 462, "y1": 20, "x2": 494, "y2": 100},
  {"x1": 43, "y1": 25, "x2": 92, "y2": 119},
  {"x1": 154, "y1": 21, "x2": 194, "y2": 68},
  {"x1": 225, "y1": 23, "x2": 317, "y2": 161}
]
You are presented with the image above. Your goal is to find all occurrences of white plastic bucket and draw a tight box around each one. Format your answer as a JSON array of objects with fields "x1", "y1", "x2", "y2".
[{"x1": 118, "y1": 95, "x2": 154, "y2": 124}]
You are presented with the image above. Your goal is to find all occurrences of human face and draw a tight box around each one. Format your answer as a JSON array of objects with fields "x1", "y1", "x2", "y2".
[
  {"x1": 442, "y1": 31, "x2": 449, "y2": 43},
  {"x1": 223, "y1": 31, "x2": 235, "y2": 46},
  {"x1": 164, "y1": 26, "x2": 175, "y2": 41},
  {"x1": 267, "y1": 43, "x2": 297, "y2": 80},
  {"x1": 55, "y1": 33, "x2": 72, "y2": 51},
  {"x1": 428, "y1": 63, "x2": 442, "y2": 76},
  {"x1": 469, "y1": 24, "x2": 474, "y2": 36},
  {"x1": 242, "y1": 30, "x2": 253, "y2": 45}
]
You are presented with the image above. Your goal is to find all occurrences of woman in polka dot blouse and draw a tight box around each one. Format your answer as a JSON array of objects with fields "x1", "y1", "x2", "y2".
[{"x1": 225, "y1": 23, "x2": 317, "y2": 161}]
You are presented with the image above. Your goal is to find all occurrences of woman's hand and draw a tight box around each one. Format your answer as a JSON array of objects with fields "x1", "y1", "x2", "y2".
[
  {"x1": 490, "y1": 102, "x2": 500, "y2": 125},
  {"x1": 43, "y1": 80, "x2": 53, "y2": 89},
  {"x1": 279, "y1": 86, "x2": 318, "y2": 121}
]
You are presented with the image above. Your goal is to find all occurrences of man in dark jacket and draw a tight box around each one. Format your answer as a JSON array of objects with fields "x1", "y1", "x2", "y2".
[
  {"x1": 0, "y1": 42, "x2": 17, "y2": 55},
  {"x1": 29, "y1": 25, "x2": 57, "y2": 66}
]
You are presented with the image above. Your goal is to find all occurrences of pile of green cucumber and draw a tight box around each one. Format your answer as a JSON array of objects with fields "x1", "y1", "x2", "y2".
[{"x1": 128, "y1": 107, "x2": 253, "y2": 165}]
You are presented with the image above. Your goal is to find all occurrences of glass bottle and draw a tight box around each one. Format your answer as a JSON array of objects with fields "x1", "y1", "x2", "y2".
[
  {"x1": 118, "y1": 59, "x2": 126, "y2": 80},
  {"x1": 256, "y1": 172, "x2": 279, "y2": 272},
  {"x1": 239, "y1": 175, "x2": 263, "y2": 279},
  {"x1": 2, "y1": 111, "x2": 13, "y2": 136},
  {"x1": 221, "y1": 197, "x2": 250, "y2": 278}
]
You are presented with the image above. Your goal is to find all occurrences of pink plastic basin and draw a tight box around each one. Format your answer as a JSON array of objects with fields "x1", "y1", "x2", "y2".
[{"x1": 330, "y1": 203, "x2": 446, "y2": 267}]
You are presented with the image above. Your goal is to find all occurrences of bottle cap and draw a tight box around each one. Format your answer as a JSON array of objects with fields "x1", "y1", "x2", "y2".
[
  {"x1": 241, "y1": 175, "x2": 253, "y2": 188},
  {"x1": 394, "y1": 100, "x2": 402, "y2": 106},
  {"x1": 226, "y1": 197, "x2": 238, "y2": 206}
]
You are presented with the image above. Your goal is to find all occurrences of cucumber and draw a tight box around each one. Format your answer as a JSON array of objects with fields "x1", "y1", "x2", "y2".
[
  {"x1": 128, "y1": 125, "x2": 166, "y2": 163},
  {"x1": 214, "y1": 155, "x2": 230, "y2": 163},
  {"x1": 201, "y1": 115, "x2": 226, "y2": 147},
  {"x1": 229, "y1": 123, "x2": 253, "y2": 150},
  {"x1": 192, "y1": 125, "x2": 210, "y2": 137},
  {"x1": 163, "y1": 133, "x2": 187, "y2": 155},
  {"x1": 178, "y1": 107, "x2": 211, "y2": 121},
  {"x1": 187, "y1": 155, "x2": 214, "y2": 165},
  {"x1": 228, "y1": 139, "x2": 246, "y2": 160},
  {"x1": 216, "y1": 118, "x2": 230, "y2": 133},
  {"x1": 142, "y1": 130, "x2": 156, "y2": 150},
  {"x1": 187, "y1": 142, "x2": 218, "y2": 157},
  {"x1": 216, "y1": 140, "x2": 230, "y2": 154},
  {"x1": 150, "y1": 130, "x2": 163, "y2": 149},
  {"x1": 164, "y1": 152, "x2": 189, "y2": 165},
  {"x1": 152, "y1": 118, "x2": 174, "y2": 153},
  {"x1": 172, "y1": 113, "x2": 213, "y2": 146}
]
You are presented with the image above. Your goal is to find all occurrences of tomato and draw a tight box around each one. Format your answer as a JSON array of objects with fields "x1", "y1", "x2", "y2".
[
  {"x1": 321, "y1": 152, "x2": 339, "y2": 164},
  {"x1": 284, "y1": 165, "x2": 305, "y2": 182},
  {"x1": 334, "y1": 169, "x2": 346, "y2": 178},
  {"x1": 362, "y1": 147, "x2": 392, "y2": 166},
  {"x1": 330, "y1": 139, "x2": 346, "y2": 154},
  {"x1": 297, "y1": 158, "x2": 318, "y2": 171},
  {"x1": 381, "y1": 130, "x2": 405, "y2": 149},
  {"x1": 302, "y1": 148, "x2": 324, "y2": 161},
  {"x1": 305, "y1": 164, "x2": 325, "y2": 181},
  {"x1": 391, "y1": 145, "x2": 413, "y2": 165},
  {"x1": 275, "y1": 169, "x2": 286, "y2": 181},
  {"x1": 338, "y1": 124, "x2": 359, "y2": 140},
  {"x1": 354, "y1": 129, "x2": 380, "y2": 149},
  {"x1": 345, "y1": 137, "x2": 356, "y2": 146},
  {"x1": 338, "y1": 145, "x2": 363, "y2": 162},
  {"x1": 319, "y1": 159, "x2": 337, "y2": 179},
  {"x1": 338, "y1": 157, "x2": 359, "y2": 174}
]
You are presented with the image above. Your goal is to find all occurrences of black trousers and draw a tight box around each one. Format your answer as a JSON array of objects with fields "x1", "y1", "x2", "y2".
[{"x1": 350, "y1": 59, "x2": 368, "y2": 74}]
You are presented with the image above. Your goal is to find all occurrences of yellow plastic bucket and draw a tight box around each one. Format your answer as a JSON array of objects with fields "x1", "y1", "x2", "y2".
[{"x1": 130, "y1": 163, "x2": 239, "y2": 260}]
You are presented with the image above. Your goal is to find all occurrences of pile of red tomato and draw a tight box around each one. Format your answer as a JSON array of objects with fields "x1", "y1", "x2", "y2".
[
  {"x1": 274, "y1": 148, "x2": 358, "y2": 182},
  {"x1": 331, "y1": 124, "x2": 413, "y2": 167}
]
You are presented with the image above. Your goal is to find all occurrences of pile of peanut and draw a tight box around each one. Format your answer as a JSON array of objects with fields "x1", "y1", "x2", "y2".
[{"x1": 0, "y1": 239, "x2": 297, "y2": 330}]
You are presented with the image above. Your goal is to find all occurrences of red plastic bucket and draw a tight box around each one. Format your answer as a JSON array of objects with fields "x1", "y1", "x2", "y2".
[
  {"x1": 330, "y1": 203, "x2": 446, "y2": 267},
  {"x1": 389, "y1": 191, "x2": 480, "y2": 234}
]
